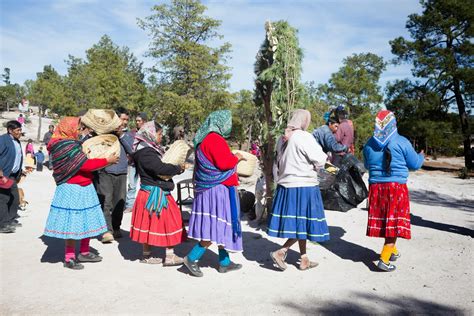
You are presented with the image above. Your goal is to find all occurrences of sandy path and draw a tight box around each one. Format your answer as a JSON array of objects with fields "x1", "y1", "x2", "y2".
[{"x1": 1, "y1": 163, "x2": 473, "y2": 314}]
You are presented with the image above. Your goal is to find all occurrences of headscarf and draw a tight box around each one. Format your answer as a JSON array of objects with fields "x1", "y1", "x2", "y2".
[
  {"x1": 373, "y1": 110, "x2": 397, "y2": 148},
  {"x1": 48, "y1": 117, "x2": 87, "y2": 185},
  {"x1": 283, "y1": 109, "x2": 311, "y2": 142},
  {"x1": 193, "y1": 110, "x2": 232, "y2": 148},
  {"x1": 133, "y1": 121, "x2": 165, "y2": 156}
]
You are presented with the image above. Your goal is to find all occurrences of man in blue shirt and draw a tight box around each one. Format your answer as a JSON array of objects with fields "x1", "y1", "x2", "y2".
[{"x1": 0, "y1": 121, "x2": 24, "y2": 233}]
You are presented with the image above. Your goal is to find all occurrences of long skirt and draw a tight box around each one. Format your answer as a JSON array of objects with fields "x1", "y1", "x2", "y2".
[
  {"x1": 268, "y1": 185, "x2": 330, "y2": 242},
  {"x1": 187, "y1": 184, "x2": 243, "y2": 252},
  {"x1": 44, "y1": 183, "x2": 107, "y2": 240},
  {"x1": 130, "y1": 189, "x2": 186, "y2": 247},
  {"x1": 366, "y1": 182, "x2": 411, "y2": 239}
]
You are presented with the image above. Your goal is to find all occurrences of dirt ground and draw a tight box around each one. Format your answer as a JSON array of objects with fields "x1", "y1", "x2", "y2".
[{"x1": 0, "y1": 111, "x2": 473, "y2": 315}]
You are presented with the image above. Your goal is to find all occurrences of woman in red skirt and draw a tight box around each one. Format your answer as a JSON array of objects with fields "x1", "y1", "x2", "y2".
[
  {"x1": 130, "y1": 121, "x2": 186, "y2": 265},
  {"x1": 363, "y1": 110, "x2": 424, "y2": 271}
]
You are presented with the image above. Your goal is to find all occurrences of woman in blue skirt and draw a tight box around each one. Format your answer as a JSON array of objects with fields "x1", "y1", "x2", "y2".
[{"x1": 268, "y1": 109, "x2": 330, "y2": 271}]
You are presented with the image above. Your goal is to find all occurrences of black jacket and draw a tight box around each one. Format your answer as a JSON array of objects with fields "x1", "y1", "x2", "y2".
[{"x1": 133, "y1": 147, "x2": 181, "y2": 191}]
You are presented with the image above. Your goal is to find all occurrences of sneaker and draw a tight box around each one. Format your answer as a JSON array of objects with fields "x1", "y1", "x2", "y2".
[
  {"x1": 390, "y1": 252, "x2": 401, "y2": 262},
  {"x1": 139, "y1": 254, "x2": 163, "y2": 264},
  {"x1": 11, "y1": 221, "x2": 22, "y2": 227},
  {"x1": 0, "y1": 225, "x2": 15, "y2": 233},
  {"x1": 101, "y1": 232, "x2": 114, "y2": 244},
  {"x1": 183, "y1": 256, "x2": 203, "y2": 277},
  {"x1": 64, "y1": 259, "x2": 84, "y2": 270},
  {"x1": 377, "y1": 259, "x2": 396, "y2": 272},
  {"x1": 77, "y1": 253, "x2": 103, "y2": 263},
  {"x1": 113, "y1": 230, "x2": 123, "y2": 239},
  {"x1": 218, "y1": 262, "x2": 242, "y2": 273},
  {"x1": 270, "y1": 249, "x2": 288, "y2": 271},
  {"x1": 163, "y1": 254, "x2": 184, "y2": 267}
]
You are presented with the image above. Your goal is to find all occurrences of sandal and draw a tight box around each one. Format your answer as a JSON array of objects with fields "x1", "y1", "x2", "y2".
[
  {"x1": 299, "y1": 256, "x2": 319, "y2": 271},
  {"x1": 163, "y1": 254, "x2": 184, "y2": 267},
  {"x1": 140, "y1": 254, "x2": 163, "y2": 264}
]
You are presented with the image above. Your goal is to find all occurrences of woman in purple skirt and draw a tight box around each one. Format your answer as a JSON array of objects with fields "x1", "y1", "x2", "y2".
[{"x1": 183, "y1": 110, "x2": 244, "y2": 277}]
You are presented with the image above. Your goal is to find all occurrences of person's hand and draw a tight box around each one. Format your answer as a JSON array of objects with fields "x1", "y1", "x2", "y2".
[
  {"x1": 107, "y1": 153, "x2": 119, "y2": 164},
  {"x1": 179, "y1": 163, "x2": 186, "y2": 173},
  {"x1": 0, "y1": 170, "x2": 3, "y2": 178},
  {"x1": 235, "y1": 153, "x2": 246, "y2": 161},
  {"x1": 420, "y1": 149, "x2": 425, "y2": 156},
  {"x1": 25, "y1": 167, "x2": 34, "y2": 174}
]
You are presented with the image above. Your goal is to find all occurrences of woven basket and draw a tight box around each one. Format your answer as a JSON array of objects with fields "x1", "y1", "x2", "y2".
[
  {"x1": 159, "y1": 140, "x2": 193, "y2": 180},
  {"x1": 82, "y1": 134, "x2": 120, "y2": 159},
  {"x1": 232, "y1": 150, "x2": 257, "y2": 177}
]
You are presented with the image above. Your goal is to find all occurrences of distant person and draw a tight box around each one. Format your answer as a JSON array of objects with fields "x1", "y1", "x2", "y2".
[
  {"x1": 363, "y1": 110, "x2": 424, "y2": 272},
  {"x1": 250, "y1": 140, "x2": 261, "y2": 158},
  {"x1": 268, "y1": 109, "x2": 329, "y2": 271},
  {"x1": 43, "y1": 125, "x2": 54, "y2": 146},
  {"x1": 312, "y1": 116, "x2": 347, "y2": 163},
  {"x1": 333, "y1": 108, "x2": 355, "y2": 165},
  {"x1": 35, "y1": 147, "x2": 45, "y2": 171},
  {"x1": 17, "y1": 114, "x2": 25, "y2": 127},
  {"x1": 0, "y1": 120, "x2": 24, "y2": 233},
  {"x1": 173, "y1": 125, "x2": 185, "y2": 141},
  {"x1": 135, "y1": 112, "x2": 148, "y2": 131},
  {"x1": 25, "y1": 139, "x2": 35, "y2": 157}
]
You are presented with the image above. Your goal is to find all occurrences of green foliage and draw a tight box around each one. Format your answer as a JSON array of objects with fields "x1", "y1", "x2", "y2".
[
  {"x1": 0, "y1": 68, "x2": 23, "y2": 111},
  {"x1": 229, "y1": 89, "x2": 259, "y2": 147},
  {"x1": 352, "y1": 109, "x2": 375, "y2": 158},
  {"x1": 319, "y1": 53, "x2": 386, "y2": 116},
  {"x1": 300, "y1": 81, "x2": 328, "y2": 130},
  {"x1": 29, "y1": 65, "x2": 73, "y2": 115},
  {"x1": 390, "y1": 0, "x2": 473, "y2": 168},
  {"x1": 385, "y1": 79, "x2": 463, "y2": 156},
  {"x1": 65, "y1": 35, "x2": 147, "y2": 114},
  {"x1": 139, "y1": 0, "x2": 232, "y2": 132}
]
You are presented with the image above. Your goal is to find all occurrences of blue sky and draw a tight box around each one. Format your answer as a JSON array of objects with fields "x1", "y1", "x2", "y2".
[{"x1": 0, "y1": 0, "x2": 421, "y2": 92}]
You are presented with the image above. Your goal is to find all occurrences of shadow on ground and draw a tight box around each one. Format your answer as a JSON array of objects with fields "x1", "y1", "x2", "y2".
[
  {"x1": 319, "y1": 226, "x2": 380, "y2": 271},
  {"x1": 39, "y1": 235, "x2": 100, "y2": 263},
  {"x1": 281, "y1": 292, "x2": 466, "y2": 315},
  {"x1": 410, "y1": 189, "x2": 474, "y2": 213},
  {"x1": 411, "y1": 214, "x2": 474, "y2": 238}
]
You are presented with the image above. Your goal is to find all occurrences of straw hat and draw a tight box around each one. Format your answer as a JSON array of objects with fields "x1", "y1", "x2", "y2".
[
  {"x1": 159, "y1": 140, "x2": 193, "y2": 180},
  {"x1": 232, "y1": 150, "x2": 257, "y2": 177},
  {"x1": 82, "y1": 134, "x2": 120, "y2": 159},
  {"x1": 81, "y1": 109, "x2": 122, "y2": 135}
]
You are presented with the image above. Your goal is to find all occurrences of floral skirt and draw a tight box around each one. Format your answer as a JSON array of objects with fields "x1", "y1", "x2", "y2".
[{"x1": 366, "y1": 182, "x2": 411, "y2": 239}]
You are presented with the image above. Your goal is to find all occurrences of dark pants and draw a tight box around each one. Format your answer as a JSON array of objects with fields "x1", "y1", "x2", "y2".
[
  {"x1": 37, "y1": 163, "x2": 43, "y2": 171},
  {"x1": 0, "y1": 182, "x2": 19, "y2": 228},
  {"x1": 96, "y1": 172, "x2": 127, "y2": 232}
]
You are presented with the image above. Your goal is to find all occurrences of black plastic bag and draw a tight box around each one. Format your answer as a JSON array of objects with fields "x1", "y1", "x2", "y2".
[{"x1": 320, "y1": 154, "x2": 368, "y2": 212}]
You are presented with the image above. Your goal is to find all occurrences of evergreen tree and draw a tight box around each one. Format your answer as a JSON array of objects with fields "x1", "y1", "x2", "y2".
[
  {"x1": 390, "y1": 0, "x2": 473, "y2": 168},
  {"x1": 139, "y1": 0, "x2": 232, "y2": 131}
]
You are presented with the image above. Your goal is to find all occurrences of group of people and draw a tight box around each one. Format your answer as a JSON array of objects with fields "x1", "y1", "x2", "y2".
[{"x1": 0, "y1": 106, "x2": 424, "y2": 274}]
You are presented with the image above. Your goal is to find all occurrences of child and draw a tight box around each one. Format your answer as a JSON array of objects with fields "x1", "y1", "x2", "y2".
[
  {"x1": 35, "y1": 147, "x2": 45, "y2": 171},
  {"x1": 363, "y1": 110, "x2": 424, "y2": 272}
]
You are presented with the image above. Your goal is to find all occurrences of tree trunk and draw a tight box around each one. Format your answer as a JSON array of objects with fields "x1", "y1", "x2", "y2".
[
  {"x1": 453, "y1": 77, "x2": 472, "y2": 170},
  {"x1": 247, "y1": 124, "x2": 252, "y2": 152},
  {"x1": 261, "y1": 83, "x2": 274, "y2": 218},
  {"x1": 37, "y1": 105, "x2": 42, "y2": 142}
]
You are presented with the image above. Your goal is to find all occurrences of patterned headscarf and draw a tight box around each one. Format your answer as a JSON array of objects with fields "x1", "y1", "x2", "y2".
[
  {"x1": 48, "y1": 117, "x2": 87, "y2": 185},
  {"x1": 283, "y1": 109, "x2": 311, "y2": 142},
  {"x1": 133, "y1": 121, "x2": 165, "y2": 156},
  {"x1": 373, "y1": 110, "x2": 397, "y2": 148},
  {"x1": 193, "y1": 110, "x2": 232, "y2": 148}
]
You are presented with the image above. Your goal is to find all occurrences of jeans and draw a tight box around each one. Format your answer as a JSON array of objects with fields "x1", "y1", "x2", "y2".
[
  {"x1": 96, "y1": 172, "x2": 127, "y2": 232},
  {"x1": 125, "y1": 165, "x2": 138, "y2": 209}
]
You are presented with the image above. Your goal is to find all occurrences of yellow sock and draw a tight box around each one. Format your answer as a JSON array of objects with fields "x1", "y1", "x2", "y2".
[
  {"x1": 392, "y1": 246, "x2": 399, "y2": 255},
  {"x1": 380, "y1": 245, "x2": 394, "y2": 263}
]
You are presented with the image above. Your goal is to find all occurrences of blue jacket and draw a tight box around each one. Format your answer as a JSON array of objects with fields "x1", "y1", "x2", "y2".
[
  {"x1": 312, "y1": 125, "x2": 347, "y2": 154},
  {"x1": 35, "y1": 151, "x2": 45, "y2": 163},
  {"x1": 363, "y1": 132, "x2": 424, "y2": 184},
  {"x1": 0, "y1": 133, "x2": 23, "y2": 178}
]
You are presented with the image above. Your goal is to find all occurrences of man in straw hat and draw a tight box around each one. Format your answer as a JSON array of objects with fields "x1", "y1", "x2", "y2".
[
  {"x1": 0, "y1": 120, "x2": 24, "y2": 233},
  {"x1": 91, "y1": 109, "x2": 134, "y2": 243}
]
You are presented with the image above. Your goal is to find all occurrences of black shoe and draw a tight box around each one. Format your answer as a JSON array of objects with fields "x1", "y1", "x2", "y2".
[
  {"x1": 11, "y1": 221, "x2": 22, "y2": 227},
  {"x1": 183, "y1": 256, "x2": 203, "y2": 277},
  {"x1": 0, "y1": 225, "x2": 15, "y2": 233},
  {"x1": 113, "y1": 230, "x2": 123, "y2": 239},
  {"x1": 64, "y1": 259, "x2": 84, "y2": 270},
  {"x1": 77, "y1": 253, "x2": 103, "y2": 263},
  {"x1": 218, "y1": 262, "x2": 242, "y2": 273}
]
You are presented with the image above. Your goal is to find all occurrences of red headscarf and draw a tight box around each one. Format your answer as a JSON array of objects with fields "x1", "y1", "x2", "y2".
[{"x1": 48, "y1": 117, "x2": 80, "y2": 151}]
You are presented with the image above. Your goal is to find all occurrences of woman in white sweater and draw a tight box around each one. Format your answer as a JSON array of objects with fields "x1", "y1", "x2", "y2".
[{"x1": 268, "y1": 109, "x2": 330, "y2": 271}]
